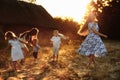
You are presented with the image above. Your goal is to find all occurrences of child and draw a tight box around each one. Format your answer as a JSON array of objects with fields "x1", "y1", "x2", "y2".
[
  {"x1": 19, "y1": 33, "x2": 29, "y2": 65},
  {"x1": 19, "y1": 27, "x2": 39, "y2": 64},
  {"x1": 31, "y1": 39, "x2": 40, "y2": 63},
  {"x1": 2, "y1": 31, "x2": 24, "y2": 71},
  {"x1": 51, "y1": 30, "x2": 68, "y2": 62},
  {"x1": 78, "y1": 11, "x2": 108, "y2": 67}
]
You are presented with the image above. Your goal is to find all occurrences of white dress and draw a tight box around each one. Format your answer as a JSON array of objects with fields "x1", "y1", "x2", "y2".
[
  {"x1": 78, "y1": 22, "x2": 107, "y2": 57},
  {"x1": 9, "y1": 39, "x2": 24, "y2": 61},
  {"x1": 51, "y1": 36, "x2": 61, "y2": 54}
]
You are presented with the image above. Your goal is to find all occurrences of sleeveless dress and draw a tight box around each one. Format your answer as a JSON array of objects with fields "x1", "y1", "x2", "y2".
[
  {"x1": 78, "y1": 22, "x2": 107, "y2": 57},
  {"x1": 9, "y1": 39, "x2": 24, "y2": 61}
]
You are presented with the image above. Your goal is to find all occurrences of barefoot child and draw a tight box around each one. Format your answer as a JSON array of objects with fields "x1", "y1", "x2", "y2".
[
  {"x1": 1, "y1": 31, "x2": 25, "y2": 71},
  {"x1": 19, "y1": 27, "x2": 39, "y2": 64},
  {"x1": 31, "y1": 39, "x2": 40, "y2": 63},
  {"x1": 51, "y1": 30, "x2": 68, "y2": 62}
]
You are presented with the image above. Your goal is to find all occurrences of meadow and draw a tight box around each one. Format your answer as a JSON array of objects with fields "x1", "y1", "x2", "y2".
[{"x1": 0, "y1": 40, "x2": 120, "y2": 80}]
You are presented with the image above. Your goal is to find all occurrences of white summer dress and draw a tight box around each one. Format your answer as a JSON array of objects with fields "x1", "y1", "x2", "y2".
[
  {"x1": 78, "y1": 22, "x2": 107, "y2": 57},
  {"x1": 9, "y1": 39, "x2": 24, "y2": 61}
]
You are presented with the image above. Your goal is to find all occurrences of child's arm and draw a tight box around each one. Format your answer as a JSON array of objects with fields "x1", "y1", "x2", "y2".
[
  {"x1": 59, "y1": 33, "x2": 69, "y2": 40},
  {"x1": 19, "y1": 39, "x2": 32, "y2": 47}
]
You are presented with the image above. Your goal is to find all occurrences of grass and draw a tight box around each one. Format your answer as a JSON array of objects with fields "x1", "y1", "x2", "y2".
[{"x1": 0, "y1": 40, "x2": 120, "y2": 80}]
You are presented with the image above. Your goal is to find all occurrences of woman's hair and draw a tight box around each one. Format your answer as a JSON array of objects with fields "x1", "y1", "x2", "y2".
[
  {"x1": 78, "y1": 11, "x2": 98, "y2": 36},
  {"x1": 19, "y1": 27, "x2": 39, "y2": 43},
  {"x1": 5, "y1": 31, "x2": 17, "y2": 40}
]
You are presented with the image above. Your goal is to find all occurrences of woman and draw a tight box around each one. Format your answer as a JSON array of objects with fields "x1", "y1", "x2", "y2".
[{"x1": 78, "y1": 11, "x2": 108, "y2": 67}]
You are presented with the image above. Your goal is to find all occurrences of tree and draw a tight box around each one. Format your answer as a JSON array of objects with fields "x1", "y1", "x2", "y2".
[{"x1": 93, "y1": 0, "x2": 120, "y2": 39}]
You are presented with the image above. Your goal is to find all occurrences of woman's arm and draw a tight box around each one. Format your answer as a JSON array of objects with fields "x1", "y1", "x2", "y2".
[{"x1": 91, "y1": 27, "x2": 108, "y2": 38}]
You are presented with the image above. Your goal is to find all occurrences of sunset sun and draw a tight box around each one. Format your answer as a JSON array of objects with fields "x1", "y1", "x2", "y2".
[{"x1": 35, "y1": 0, "x2": 91, "y2": 23}]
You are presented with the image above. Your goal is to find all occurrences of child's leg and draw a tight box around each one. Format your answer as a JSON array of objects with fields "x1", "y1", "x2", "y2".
[
  {"x1": 33, "y1": 52, "x2": 38, "y2": 63},
  {"x1": 12, "y1": 61, "x2": 17, "y2": 70},
  {"x1": 55, "y1": 54, "x2": 58, "y2": 62},
  {"x1": 16, "y1": 61, "x2": 22, "y2": 70},
  {"x1": 35, "y1": 52, "x2": 38, "y2": 63},
  {"x1": 52, "y1": 54, "x2": 55, "y2": 61},
  {"x1": 52, "y1": 47, "x2": 56, "y2": 61},
  {"x1": 55, "y1": 48, "x2": 59, "y2": 61}
]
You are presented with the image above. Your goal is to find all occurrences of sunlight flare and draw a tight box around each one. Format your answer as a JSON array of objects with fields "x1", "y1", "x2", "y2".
[{"x1": 36, "y1": 0, "x2": 91, "y2": 23}]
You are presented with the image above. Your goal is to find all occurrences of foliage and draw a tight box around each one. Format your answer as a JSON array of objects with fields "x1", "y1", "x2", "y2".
[{"x1": 54, "y1": 17, "x2": 80, "y2": 39}]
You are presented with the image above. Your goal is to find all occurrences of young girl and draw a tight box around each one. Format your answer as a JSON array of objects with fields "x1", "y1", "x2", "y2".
[
  {"x1": 19, "y1": 27, "x2": 39, "y2": 64},
  {"x1": 2, "y1": 31, "x2": 24, "y2": 71},
  {"x1": 78, "y1": 11, "x2": 108, "y2": 67},
  {"x1": 51, "y1": 30, "x2": 68, "y2": 62},
  {"x1": 31, "y1": 39, "x2": 40, "y2": 63}
]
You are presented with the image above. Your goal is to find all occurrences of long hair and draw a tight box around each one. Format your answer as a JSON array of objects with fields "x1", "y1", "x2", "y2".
[
  {"x1": 5, "y1": 31, "x2": 17, "y2": 40},
  {"x1": 78, "y1": 11, "x2": 98, "y2": 36},
  {"x1": 19, "y1": 27, "x2": 39, "y2": 43},
  {"x1": 29, "y1": 28, "x2": 39, "y2": 36}
]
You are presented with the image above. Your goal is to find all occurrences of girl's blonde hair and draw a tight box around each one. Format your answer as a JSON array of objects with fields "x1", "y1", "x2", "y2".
[{"x1": 53, "y1": 30, "x2": 59, "y2": 33}]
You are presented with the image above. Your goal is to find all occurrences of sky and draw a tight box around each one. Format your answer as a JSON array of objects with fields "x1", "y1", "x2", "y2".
[{"x1": 35, "y1": 0, "x2": 91, "y2": 23}]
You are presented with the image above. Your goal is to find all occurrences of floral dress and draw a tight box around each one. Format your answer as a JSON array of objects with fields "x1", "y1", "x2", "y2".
[{"x1": 78, "y1": 22, "x2": 107, "y2": 57}]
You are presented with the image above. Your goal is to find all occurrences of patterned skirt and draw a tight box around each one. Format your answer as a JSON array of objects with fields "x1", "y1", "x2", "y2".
[{"x1": 78, "y1": 34, "x2": 107, "y2": 57}]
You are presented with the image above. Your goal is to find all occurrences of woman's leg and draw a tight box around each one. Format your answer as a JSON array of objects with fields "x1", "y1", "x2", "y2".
[{"x1": 88, "y1": 54, "x2": 95, "y2": 67}]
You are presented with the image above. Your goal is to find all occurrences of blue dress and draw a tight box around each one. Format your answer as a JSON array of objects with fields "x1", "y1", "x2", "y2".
[{"x1": 78, "y1": 22, "x2": 107, "y2": 57}]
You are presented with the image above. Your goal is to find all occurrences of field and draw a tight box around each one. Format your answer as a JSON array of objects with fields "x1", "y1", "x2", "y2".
[{"x1": 0, "y1": 40, "x2": 120, "y2": 80}]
